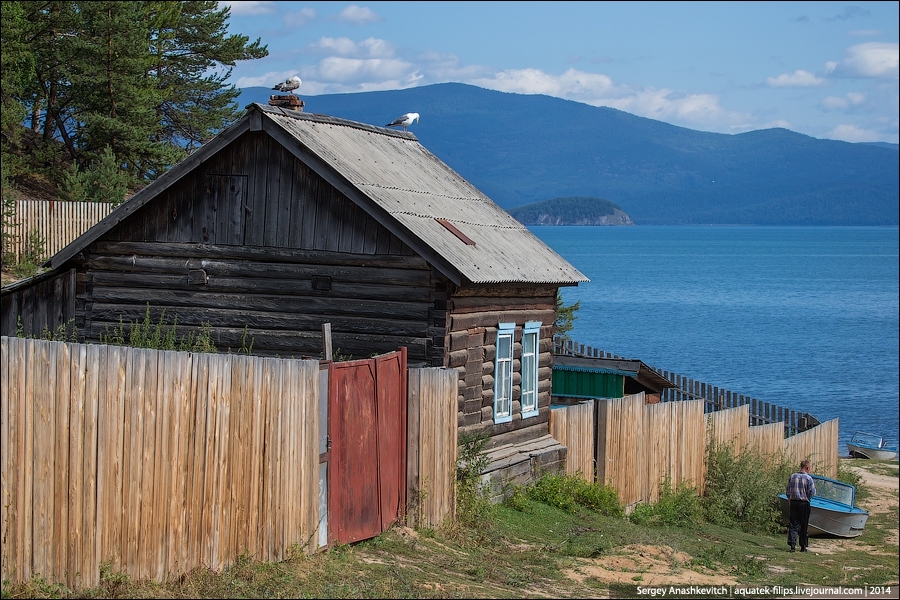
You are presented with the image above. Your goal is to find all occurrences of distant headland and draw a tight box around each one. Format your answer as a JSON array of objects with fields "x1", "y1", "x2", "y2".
[{"x1": 508, "y1": 196, "x2": 634, "y2": 226}]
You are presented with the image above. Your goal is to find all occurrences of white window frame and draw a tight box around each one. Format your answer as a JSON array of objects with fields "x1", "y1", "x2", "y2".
[
  {"x1": 493, "y1": 322, "x2": 515, "y2": 424},
  {"x1": 521, "y1": 320, "x2": 541, "y2": 418}
]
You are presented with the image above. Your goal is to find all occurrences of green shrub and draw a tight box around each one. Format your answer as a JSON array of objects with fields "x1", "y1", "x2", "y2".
[
  {"x1": 702, "y1": 439, "x2": 791, "y2": 533},
  {"x1": 453, "y1": 431, "x2": 493, "y2": 533},
  {"x1": 527, "y1": 473, "x2": 623, "y2": 516},
  {"x1": 10, "y1": 228, "x2": 45, "y2": 278},
  {"x1": 628, "y1": 477, "x2": 702, "y2": 527}
]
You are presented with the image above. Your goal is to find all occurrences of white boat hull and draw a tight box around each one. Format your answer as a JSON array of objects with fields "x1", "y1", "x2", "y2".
[
  {"x1": 847, "y1": 443, "x2": 897, "y2": 461},
  {"x1": 779, "y1": 495, "x2": 869, "y2": 538}
]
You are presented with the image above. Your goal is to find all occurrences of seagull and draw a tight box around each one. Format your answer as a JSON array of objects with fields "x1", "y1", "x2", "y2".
[
  {"x1": 385, "y1": 112, "x2": 420, "y2": 132},
  {"x1": 272, "y1": 75, "x2": 302, "y2": 95}
]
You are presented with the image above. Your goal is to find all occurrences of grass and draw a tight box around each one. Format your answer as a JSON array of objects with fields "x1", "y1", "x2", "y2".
[{"x1": 2, "y1": 459, "x2": 897, "y2": 599}]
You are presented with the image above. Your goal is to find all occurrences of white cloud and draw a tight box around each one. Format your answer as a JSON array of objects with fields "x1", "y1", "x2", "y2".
[
  {"x1": 759, "y1": 119, "x2": 794, "y2": 130},
  {"x1": 284, "y1": 8, "x2": 316, "y2": 27},
  {"x1": 235, "y1": 70, "x2": 300, "y2": 88},
  {"x1": 308, "y1": 37, "x2": 395, "y2": 58},
  {"x1": 334, "y1": 5, "x2": 381, "y2": 24},
  {"x1": 470, "y1": 68, "x2": 749, "y2": 129},
  {"x1": 600, "y1": 88, "x2": 737, "y2": 126},
  {"x1": 471, "y1": 68, "x2": 616, "y2": 98},
  {"x1": 826, "y1": 124, "x2": 882, "y2": 142},
  {"x1": 311, "y1": 37, "x2": 361, "y2": 56},
  {"x1": 766, "y1": 69, "x2": 825, "y2": 87},
  {"x1": 220, "y1": 1, "x2": 275, "y2": 16},
  {"x1": 315, "y1": 56, "x2": 415, "y2": 83},
  {"x1": 827, "y1": 42, "x2": 899, "y2": 78},
  {"x1": 821, "y1": 92, "x2": 867, "y2": 110}
]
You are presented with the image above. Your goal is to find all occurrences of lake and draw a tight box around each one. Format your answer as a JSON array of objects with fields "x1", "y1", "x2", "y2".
[{"x1": 529, "y1": 225, "x2": 900, "y2": 454}]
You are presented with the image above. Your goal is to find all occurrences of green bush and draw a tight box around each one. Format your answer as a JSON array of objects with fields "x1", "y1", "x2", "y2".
[
  {"x1": 526, "y1": 473, "x2": 623, "y2": 516},
  {"x1": 453, "y1": 431, "x2": 493, "y2": 533},
  {"x1": 10, "y1": 228, "x2": 45, "y2": 278},
  {"x1": 628, "y1": 477, "x2": 702, "y2": 527},
  {"x1": 702, "y1": 439, "x2": 791, "y2": 533}
]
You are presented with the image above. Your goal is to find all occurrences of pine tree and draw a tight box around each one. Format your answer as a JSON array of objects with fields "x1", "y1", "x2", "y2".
[
  {"x1": 10, "y1": 1, "x2": 268, "y2": 189},
  {"x1": 70, "y1": 1, "x2": 176, "y2": 179},
  {"x1": 147, "y1": 1, "x2": 268, "y2": 153}
]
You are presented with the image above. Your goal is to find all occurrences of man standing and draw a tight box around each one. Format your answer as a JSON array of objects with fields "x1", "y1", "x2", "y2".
[{"x1": 786, "y1": 459, "x2": 817, "y2": 552}]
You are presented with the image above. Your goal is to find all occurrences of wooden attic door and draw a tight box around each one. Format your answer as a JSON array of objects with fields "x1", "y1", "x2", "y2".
[{"x1": 327, "y1": 348, "x2": 407, "y2": 544}]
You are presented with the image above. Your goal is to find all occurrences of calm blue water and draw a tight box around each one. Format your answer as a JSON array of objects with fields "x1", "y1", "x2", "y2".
[{"x1": 530, "y1": 226, "x2": 900, "y2": 455}]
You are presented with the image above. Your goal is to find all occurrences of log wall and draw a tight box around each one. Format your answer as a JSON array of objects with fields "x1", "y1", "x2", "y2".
[
  {"x1": 61, "y1": 130, "x2": 449, "y2": 363},
  {"x1": 446, "y1": 286, "x2": 558, "y2": 448}
]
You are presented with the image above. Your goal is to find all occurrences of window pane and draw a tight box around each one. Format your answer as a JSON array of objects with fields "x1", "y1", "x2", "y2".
[
  {"x1": 522, "y1": 329, "x2": 538, "y2": 415},
  {"x1": 495, "y1": 329, "x2": 514, "y2": 421}
]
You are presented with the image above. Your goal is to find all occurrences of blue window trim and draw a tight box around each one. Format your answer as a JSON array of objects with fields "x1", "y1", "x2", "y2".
[
  {"x1": 493, "y1": 322, "x2": 515, "y2": 424},
  {"x1": 521, "y1": 321, "x2": 541, "y2": 418}
]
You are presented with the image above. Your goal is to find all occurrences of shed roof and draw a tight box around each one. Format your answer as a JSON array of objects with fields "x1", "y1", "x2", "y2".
[
  {"x1": 48, "y1": 103, "x2": 588, "y2": 287},
  {"x1": 554, "y1": 355, "x2": 675, "y2": 393}
]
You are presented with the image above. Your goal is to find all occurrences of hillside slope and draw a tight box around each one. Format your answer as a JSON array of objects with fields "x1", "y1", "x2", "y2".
[{"x1": 241, "y1": 83, "x2": 898, "y2": 226}]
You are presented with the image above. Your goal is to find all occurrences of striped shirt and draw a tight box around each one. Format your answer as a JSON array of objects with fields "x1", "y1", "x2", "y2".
[{"x1": 786, "y1": 471, "x2": 816, "y2": 502}]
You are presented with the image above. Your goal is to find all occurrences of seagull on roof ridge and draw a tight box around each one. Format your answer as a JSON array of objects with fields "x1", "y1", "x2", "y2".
[
  {"x1": 272, "y1": 75, "x2": 302, "y2": 95},
  {"x1": 385, "y1": 112, "x2": 420, "y2": 132}
]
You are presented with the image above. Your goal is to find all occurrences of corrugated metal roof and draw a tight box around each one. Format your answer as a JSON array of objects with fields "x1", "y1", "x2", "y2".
[{"x1": 258, "y1": 104, "x2": 588, "y2": 286}]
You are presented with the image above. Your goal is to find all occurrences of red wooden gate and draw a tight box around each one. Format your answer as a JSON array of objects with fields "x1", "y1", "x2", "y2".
[{"x1": 327, "y1": 348, "x2": 407, "y2": 544}]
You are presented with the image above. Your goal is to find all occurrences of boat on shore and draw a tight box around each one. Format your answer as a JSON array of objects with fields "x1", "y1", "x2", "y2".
[
  {"x1": 847, "y1": 431, "x2": 898, "y2": 460},
  {"x1": 778, "y1": 474, "x2": 869, "y2": 538}
]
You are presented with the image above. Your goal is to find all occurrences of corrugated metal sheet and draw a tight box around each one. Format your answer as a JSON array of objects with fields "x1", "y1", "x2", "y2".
[
  {"x1": 552, "y1": 369, "x2": 624, "y2": 399},
  {"x1": 259, "y1": 105, "x2": 588, "y2": 286}
]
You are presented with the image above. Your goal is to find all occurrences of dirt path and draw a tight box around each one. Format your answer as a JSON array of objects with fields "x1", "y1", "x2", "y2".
[{"x1": 561, "y1": 459, "x2": 899, "y2": 589}]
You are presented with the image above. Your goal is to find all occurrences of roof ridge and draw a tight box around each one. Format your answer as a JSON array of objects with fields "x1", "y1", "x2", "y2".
[{"x1": 252, "y1": 102, "x2": 417, "y2": 140}]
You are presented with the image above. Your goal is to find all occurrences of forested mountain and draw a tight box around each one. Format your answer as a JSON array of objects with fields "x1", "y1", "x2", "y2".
[{"x1": 241, "y1": 83, "x2": 899, "y2": 226}]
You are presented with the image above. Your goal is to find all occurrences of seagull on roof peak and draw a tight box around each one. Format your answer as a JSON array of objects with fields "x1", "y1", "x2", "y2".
[
  {"x1": 385, "y1": 112, "x2": 420, "y2": 132},
  {"x1": 272, "y1": 75, "x2": 302, "y2": 95}
]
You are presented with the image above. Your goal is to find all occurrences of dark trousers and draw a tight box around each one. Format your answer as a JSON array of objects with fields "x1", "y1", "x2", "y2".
[{"x1": 788, "y1": 500, "x2": 811, "y2": 549}]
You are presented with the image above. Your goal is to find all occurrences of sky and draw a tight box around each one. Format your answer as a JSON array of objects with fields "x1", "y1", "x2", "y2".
[{"x1": 219, "y1": 1, "x2": 900, "y2": 143}]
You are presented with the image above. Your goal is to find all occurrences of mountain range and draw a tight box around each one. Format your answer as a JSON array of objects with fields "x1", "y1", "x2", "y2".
[{"x1": 238, "y1": 83, "x2": 898, "y2": 226}]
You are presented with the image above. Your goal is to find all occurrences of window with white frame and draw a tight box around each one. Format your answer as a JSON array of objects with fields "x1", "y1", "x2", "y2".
[
  {"x1": 493, "y1": 322, "x2": 515, "y2": 423},
  {"x1": 521, "y1": 321, "x2": 541, "y2": 418}
]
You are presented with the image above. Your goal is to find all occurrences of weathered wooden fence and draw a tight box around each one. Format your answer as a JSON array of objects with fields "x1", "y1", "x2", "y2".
[
  {"x1": 407, "y1": 368, "x2": 458, "y2": 528},
  {"x1": 549, "y1": 393, "x2": 838, "y2": 507},
  {"x1": 548, "y1": 400, "x2": 594, "y2": 478},
  {"x1": 1, "y1": 337, "x2": 458, "y2": 589},
  {"x1": 1, "y1": 336, "x2": 321, "y2": 588},
  {"x1": 554, "y1": 338, "x2": 820, "y2": 436},
  {"x1": 5, "y1": 200, "x2": 114, "y2": 261}
]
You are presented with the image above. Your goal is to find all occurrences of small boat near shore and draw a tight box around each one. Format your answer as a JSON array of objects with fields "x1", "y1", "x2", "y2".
[
  {"x1": 847, "y1": 431, "x2": 898, "y2": 460},
  {"x1": 778, "y1": 474, "x2": 869, "y2": 538}
]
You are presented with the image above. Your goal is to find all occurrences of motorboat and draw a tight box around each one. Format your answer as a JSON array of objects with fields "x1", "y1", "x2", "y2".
[
  {"x1": 847, "y1": 431, "x2": 898, "y2": 460},
  {"x1": 778, "y1": 474, "x2": 869, "y2": 538}
]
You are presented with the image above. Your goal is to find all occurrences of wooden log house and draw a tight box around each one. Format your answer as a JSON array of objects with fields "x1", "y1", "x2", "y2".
[{"x1": 2, "y1": 102, "x2": 588, "y2": 486}]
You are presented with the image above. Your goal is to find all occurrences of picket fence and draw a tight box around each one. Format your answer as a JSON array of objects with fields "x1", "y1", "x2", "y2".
[
  {"x1": 550, "y1": 393, "x2": 839, "y2": 507},
  {"x1": 0, "y1": 336, "x2": 457, "y2": 589},
  {"x1": 5, "y1": 200, "x2": 114, "y2": 261}
]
